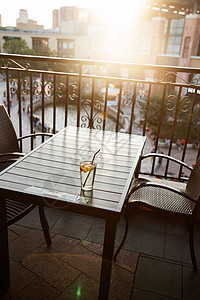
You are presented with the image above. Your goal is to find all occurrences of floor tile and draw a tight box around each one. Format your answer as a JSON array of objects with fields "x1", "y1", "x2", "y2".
[
  {"x1": 182, "y1": 266, "x2": 200, "y2": 300},
  {"x1": 62, "y1": 243, "x2": 122, "y2": 284},
  {"x1": 124, "y1": 226, "x2": 165, "y2": 257},
  {"x1": 9, "y1": 224, "x2": 30, "y2": 236},
  {"x1": 12, "y1": 277, "x2": 60, "y2": 300},
  {"x1": 134, "y1": 256, "x2": 182, "y2": 299},
  {"x1": 51, "y1": 212, "x2": 94, "y2": 240},
  {"x1": 129, "y1": 208, "x2": 167, "y2": 234},
  {"x1": 61, "y1": 243, "x2": 102, "y2": 282},
  {"x1": 22, "y1": 248, "x2": 80, "y2": 291},
  {"x1": 56, "y1": 273, "x2": 99, "y2": 300},
  {"x1": 40, "y1": 234, "x2": 80, "y2": 258},
  {"x1": 80, "y1": 239, "x2": 103, "y2": 256},
  {"x1": 131, "y1": 288, "x2": 174, "y2": 300},
  {"x1": 109, "y1": 268, "x2": 134, "y2": 300},
  {"x1": 86, "y1": 219, "x2": 105, "y2": 244},
  {"x1": 9, "y1": 259, "x2": 36, "y2": 297},
  {"x1": 16, "y1": 207, "x2": 62, "y2": 230},
  {"x1": 113, "y1": 248, "x2": 139, "y2": 273},
  {"x1": 165, "y1": 234, "x2": 192, "y2": 265},
  {"x1": 9, "y1": 229, "x2": 48, "y2": 262},
  {"x1": 166, "y1": 214, "x2": 189, "y2": 238}
]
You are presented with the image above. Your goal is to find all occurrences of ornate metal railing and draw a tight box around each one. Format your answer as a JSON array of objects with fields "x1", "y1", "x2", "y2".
[{"x1": 0, "y1": 53, "x2": 199, "y2": 181}]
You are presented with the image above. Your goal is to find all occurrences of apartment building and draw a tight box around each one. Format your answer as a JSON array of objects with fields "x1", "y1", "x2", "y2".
[{"x1": 0, "y1": 1, "x2": 200, "y2": 74}]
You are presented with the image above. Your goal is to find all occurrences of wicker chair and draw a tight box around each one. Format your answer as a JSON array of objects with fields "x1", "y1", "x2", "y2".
[
  {"x1": 0, "y1": 104, "x2": 52, "y2": 246},
  {"x1": 114, "y1": 153, "x2": 200, "y2": 269}
]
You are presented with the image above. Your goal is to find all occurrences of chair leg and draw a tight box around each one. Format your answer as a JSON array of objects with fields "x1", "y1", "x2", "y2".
[
  {"x1": 189, "y1": 217, "x2": 197, "y2": 270},
  {"x1": 114, "y1": 215, "x2": 129, "y2": 261},
  {"x1": 38, "y1": 206, "x2": 52, "y2": 247}
]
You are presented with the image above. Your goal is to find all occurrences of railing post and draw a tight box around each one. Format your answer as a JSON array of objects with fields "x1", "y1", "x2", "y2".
[
  {"x1": 30, "y1": 73, "x2": 34, "y2": 150},
  {"x1": 53, "y1": 74, "x2": 56, "y2": 134},
  {"x1": 17, "y1": 71, "x2": 23, "y2": 151},
  {"x1": 103, "y1": 80, "x2": 109, "y2": 131},
  {"x1": 5, "y1": 68, "x2": 10, "y2": 115},
  {"x1": 77, "y1": 64, "x2": 82, "y2": 127},
  {"x1": 116, "y1": 80, "x2": 122, "y2": 132},
  {"x1": 90, "y1": 78, "x2": 95, "y2": 129}
]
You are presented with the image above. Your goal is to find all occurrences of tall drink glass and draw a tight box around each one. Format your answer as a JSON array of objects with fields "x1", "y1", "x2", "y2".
[{"x1": 80, "y1": 161, "x2": 96, "y2": 191}]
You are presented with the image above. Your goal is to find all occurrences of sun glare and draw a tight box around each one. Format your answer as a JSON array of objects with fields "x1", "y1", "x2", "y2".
[
  {"x1": 89, "y1": 0, "x2": 146, "y2": 57},
  {"x1": 91, "y1": 0, "x2": 145, "y2": 28}
]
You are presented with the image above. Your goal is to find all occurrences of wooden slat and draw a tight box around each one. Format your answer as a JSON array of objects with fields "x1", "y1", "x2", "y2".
[
  {"x1": 39, "y1": 143, "x2": 137, "y2": 164},
  {"x1": 1, "y1": 173, "x2": 121, "y2": 202},
  {"x1": 47, "y1": 139, "x2": 141, "y2": 157},
  {"x1": 7, "y1": 167, "x2": 124, "y2": 193},
  {"x1": 0, "y1": 180, "x2": 119, "y2": 211},
  {"x1": 11, "y1": 162, "x2": 127, "y2": 186},
  {"x1": 29, "y1": 152, "x2": 132, "y2": 174},
  {"x1": 19, "y1": 157, "x2": 130, "y2": 179}
]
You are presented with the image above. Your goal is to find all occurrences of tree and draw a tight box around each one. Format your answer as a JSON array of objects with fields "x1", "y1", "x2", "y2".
[
  {"x1": 142, "y1": 91, "x2": 200, "y2": 142},
  {"x1": 2, "y1": 38, "x2": 57, "y2": 71},
  {"x1": 3, "y1": 39, "x2": 34, "y2": 55}
]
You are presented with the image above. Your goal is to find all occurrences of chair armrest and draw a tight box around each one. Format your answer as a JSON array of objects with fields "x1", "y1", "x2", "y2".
[
  {"x1": 17, "y1": 132, "x2": 53, "y2": 142},
  {"x1": 0, "y1": 152, "x2": 25, "y2": 164},
  {"x1": 140, "y1": 153, "x2": 193, "y2": 171},
  {"x1": 0, "y1": 152, "x2": 25, "y2": 158},
  {"x1": 128, "y1": 181, "x2": 197, "y2": 204}
]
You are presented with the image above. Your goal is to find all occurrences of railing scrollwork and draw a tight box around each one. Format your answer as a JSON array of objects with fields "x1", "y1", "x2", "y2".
[
  {"x1": 81, "y1": 99, "x2": 103, "y2": 129},
  {"x1": 179, "y1": 96, "x2": 191, "y2": 113},
  {"x1": 2, "y1": 58, "x2": 30, "y2": 70},
  {"x1": 10, "y1": 79, "x2": 18, "y2": 95},
  {"x1": 68, "y1": 84, "x2": 78, "y2": 101},
  {"x1": 155, "y1": 71, "x2": 199, "y2": 85}
]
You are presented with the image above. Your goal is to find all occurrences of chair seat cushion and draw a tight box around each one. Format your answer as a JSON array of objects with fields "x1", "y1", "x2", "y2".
[{"x1": 129, "y1": 178, "x2": 195, "y2": 215}]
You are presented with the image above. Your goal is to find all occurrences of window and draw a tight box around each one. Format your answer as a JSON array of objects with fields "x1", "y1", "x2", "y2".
[
  {"x1": 32, "y1": 38, "x2": 48, "y2": 53},
  {"x1": 42, "y1": 40, "x2": 48, "y2": 47},
  {"x1": 68, "y1": 42, "x2": 73, "y2": 49},
  {"x1": 182, "y1": 37, "x2": 190, "y2": 58},
  {"x1": 63, "y1": 42, "x2": 67, "y2": 49},
  {"x1": 166, "y1": 18, "x2": 184, "y2": 55},
  {"x1": 196, "y1": 37, "x2": 200, "y2": 56}
]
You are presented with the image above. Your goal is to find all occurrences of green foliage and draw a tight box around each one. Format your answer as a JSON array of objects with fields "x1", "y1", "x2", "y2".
[
  {"x1": 3, "y1": 39, "x2": 33, "y2": 55},
  {"x1": 144, "y1": 90, "x2": 200, "y2": 142},
  {"x1": 3, "y1": 38, "x2": 57, "y2": 71}
]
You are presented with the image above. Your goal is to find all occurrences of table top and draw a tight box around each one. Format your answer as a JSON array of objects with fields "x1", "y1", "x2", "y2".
[{"x1": 0, "y1": 126, "x2": 146, "y2": 220}]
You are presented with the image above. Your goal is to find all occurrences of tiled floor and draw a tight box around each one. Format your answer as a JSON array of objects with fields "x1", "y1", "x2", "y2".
[{"x1": 1, "y1": 206, "x2": 200, "y2": 300}]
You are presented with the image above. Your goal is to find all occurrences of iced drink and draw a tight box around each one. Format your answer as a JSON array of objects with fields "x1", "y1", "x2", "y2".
[{"x1": 80, "y1": 161, "x2": 96, "y2": 191}]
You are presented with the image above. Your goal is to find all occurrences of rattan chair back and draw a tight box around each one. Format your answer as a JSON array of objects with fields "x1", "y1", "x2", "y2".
[
  {"x1": 0, "y1": 105, "x2": 19, "y2": 154},
  {"x1": 186, "y1": 158, "x2": 200, "y2": 200},
  {"x1": 0, "y1": 105, "x2": 51, "y2": 246}
]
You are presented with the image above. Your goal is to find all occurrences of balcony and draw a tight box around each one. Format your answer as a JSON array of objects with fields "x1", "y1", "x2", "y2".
[
  {"x1": 0, "y1": 53, "x2": 200, "y2": 299},
  {"x1": 0, "y1": 53, "x2": 199, "y2": 181}
]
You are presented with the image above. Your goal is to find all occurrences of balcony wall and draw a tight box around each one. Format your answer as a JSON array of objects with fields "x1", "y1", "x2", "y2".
[{"x1": 0, "y1": 53, "x2": 199, "y2": 181}]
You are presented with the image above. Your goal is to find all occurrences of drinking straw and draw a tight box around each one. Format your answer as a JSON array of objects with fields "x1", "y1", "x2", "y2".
[
  {"x1": 91, "y1": 149, "x2": 100, "y2": 164},
  {"x1": 82, "y1": 149, "x2": 100, "y2": 187}
]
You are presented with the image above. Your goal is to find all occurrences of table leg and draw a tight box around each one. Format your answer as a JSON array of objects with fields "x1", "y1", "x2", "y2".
[
  {"x1": 0, "y1": 196, "x2": 10, "y2": 291},
  {"x1": 98, "y1": 219, "x2": 117, "y2": 300}
]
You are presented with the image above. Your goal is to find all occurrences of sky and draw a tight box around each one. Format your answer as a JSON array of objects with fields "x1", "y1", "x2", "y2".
[
  {"x1": 0, "y1": 1, "x2": 93, "y2": 28},
  {"x1": 0, "y1": 0, "x2": 145, "y2": 29}
]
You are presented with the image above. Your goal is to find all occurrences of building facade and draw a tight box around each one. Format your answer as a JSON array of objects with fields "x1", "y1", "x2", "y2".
[
  {"x1": 16, "y1": 9, "x2": 44, "y2": 31},
  {"x1": 1, "y1": 2, "x2": 200, "y2": 74}
]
